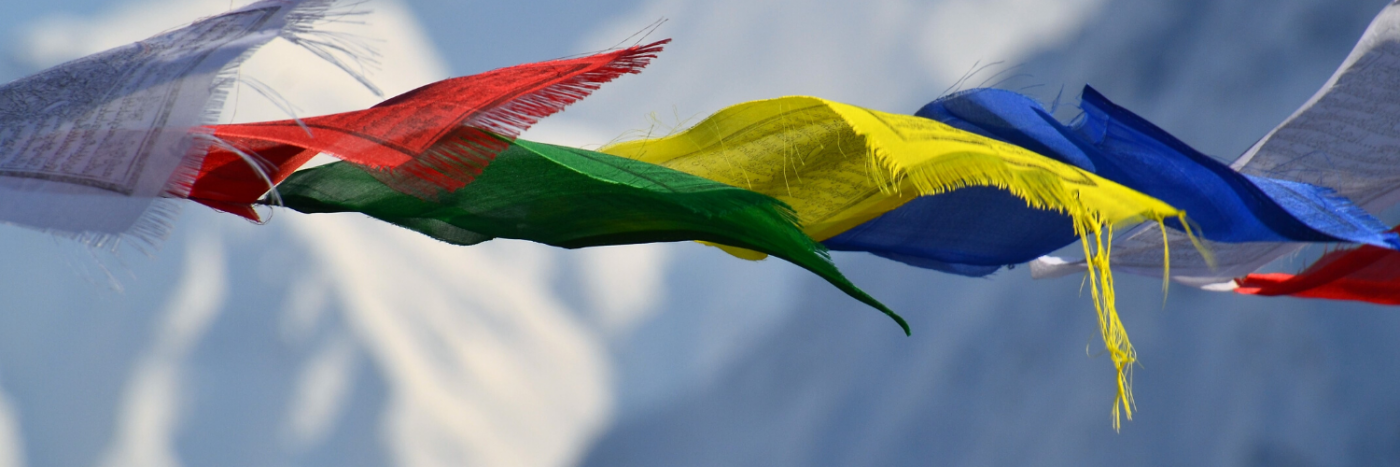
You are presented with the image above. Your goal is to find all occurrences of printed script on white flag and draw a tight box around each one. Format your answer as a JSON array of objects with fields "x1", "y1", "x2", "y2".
[
  {"x1": 0, "y1": 0, "x2": 366, "y2": 249},
  {"x1": 1034, "y1": 2, "x2": 1400, "y2": 287}
]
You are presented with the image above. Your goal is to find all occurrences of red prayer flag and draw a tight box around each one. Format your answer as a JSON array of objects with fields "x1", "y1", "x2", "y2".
[
  {"x1": 187, "y1": 39, "x2": 669, "y2": 219},
  {"x1": 1235, "y1": 227, "x2": 1400, "y2": 305}
]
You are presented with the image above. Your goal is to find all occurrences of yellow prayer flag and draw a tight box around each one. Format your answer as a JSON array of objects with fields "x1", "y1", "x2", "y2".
[{"x1": 603, "y1": 96, "x2": 1189, "y2": 428}]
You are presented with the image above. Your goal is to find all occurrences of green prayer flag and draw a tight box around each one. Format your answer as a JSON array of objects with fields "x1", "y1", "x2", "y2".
[{"x1": 274, "y1": 137, "x2": 907, "y2": 333}]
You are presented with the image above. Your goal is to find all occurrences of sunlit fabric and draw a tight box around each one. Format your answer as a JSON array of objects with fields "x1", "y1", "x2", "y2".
[
  {"x1": 1236, "y1": 226, "x2": 1400, "y2": 304},
  {"x1": 187, "y1": 40, "x2": 669, "y2": 218},
  {"x1": 601, "y1": 96, "x2": 1185, "y2": 428},
  {"x1": 600, "y1": 96, "x2": 1177, "y2": 242},
  {"x1": 273, "y1": 135, "x2": 906, "y2": 333},
  {"x1": 823, "y1": 89, "x2": 1087, "y2": 276},
  {"x1": 828, "y1": 87, "x2": 1396, "y2": 278}
]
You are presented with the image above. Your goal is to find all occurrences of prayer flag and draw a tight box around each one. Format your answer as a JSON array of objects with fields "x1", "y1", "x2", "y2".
[
  {"x1": 0, "y1": 0, "x2": 349, "y2": 248},
  {"x1": 600, "y1": 96, "x2": 1185, "y2": 428},
  {"x1": 272, "y1": 135, "x2": 907, "y2": 333},
  {"x1": 867, "y1": 87, "x2": 1395, "y2": 279},
  {"x1": 1036, "y1": 2, "x2": 1400, "y2": 286},
  {"x1": 188, "y1": 40, "x2": 669, "y2": 218},
  {"x1": 1235, "y1": 226, "x2": 1400, "y2": 304}
]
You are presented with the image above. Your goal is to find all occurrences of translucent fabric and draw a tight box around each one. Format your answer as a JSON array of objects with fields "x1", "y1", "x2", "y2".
[{"x1": 188, "y1": 40, "x2": 669, "y2": 218}]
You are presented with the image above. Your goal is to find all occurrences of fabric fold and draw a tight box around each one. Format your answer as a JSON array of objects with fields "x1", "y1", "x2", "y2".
[
  {"x1": 601, "y1": 95, "x2": 1185, "y2": 428},
  {"x1": 1072, "y1": 86, "x2": 1396, "y2": 247},
  {"x1": 1235, "y1": 226, "x2": 1400, "y2": 305},
  {"x1": 187, "y1": 39, "x2": 669, "y2": 218},
  {"x1": 1046, "y1": 2, "x2": 1400, "y2": 284},
  {"x1": 272, "y1": 135, "x2": 907, "y2": 333},
  {"x1": 834, "y1": 87, "x2": 1395, "y2": 281},
  {"x1": 823, "y1": 88, "x2": 1089, "y2": 276}
]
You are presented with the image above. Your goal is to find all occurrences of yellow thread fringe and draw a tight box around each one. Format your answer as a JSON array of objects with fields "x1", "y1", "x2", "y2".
[
  {"x1": 1160, "y1": 218, "x2": 1171, "y2": 306},
  {"x1": 605, "y1": 97, "x2": 1192, "y2": 428},
  {"x1": 1176, "y1": 212, "x2": 1216, "y2": 269},
  {"x1": 1078, "y1": 218, "x2": 1135, "y2": 430},
  {"x1": 856, "y1": 137, "x2": 1158, "y2": 430}
]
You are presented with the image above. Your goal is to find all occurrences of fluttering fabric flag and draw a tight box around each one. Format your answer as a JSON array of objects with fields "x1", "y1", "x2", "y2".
[
  {"x1": 271, "y1": 135, "x2": 905, "y2": 332},
  {"x1": 822, "y1": 89, "x2": 1088, "y2": 277},
  {"x1": 1235, "y1": 226, "x2": 1400, "y2": 304},
  {"x1": 1035, "y1": 2, "x2": 1400, "y2": 287},
  {"x1": 600, "y1": 96, "x2": 1185, "y2": 427},
  {"x1": 840, "y1": 87, "x2": 1396, "y2": 278},
  {"x1": 0, "y1": 0, "x2": 358, "y2": 248},
  {"x1": 187, "y1": 39, "x2": 670, "y2": 218}
]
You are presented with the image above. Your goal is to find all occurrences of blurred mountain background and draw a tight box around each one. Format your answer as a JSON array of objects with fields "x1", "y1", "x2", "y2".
[{"x1": 0, "y1": 0, "x2": 1395, "y2": 466}]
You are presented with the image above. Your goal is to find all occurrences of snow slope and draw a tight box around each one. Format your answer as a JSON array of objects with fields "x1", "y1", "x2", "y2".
[
  {"x1": 580, "y1": 1, "x2": 1400, "y2": 466},
  {"x1": 0, "y1": 2, "x2": 620, "y2": 466}
]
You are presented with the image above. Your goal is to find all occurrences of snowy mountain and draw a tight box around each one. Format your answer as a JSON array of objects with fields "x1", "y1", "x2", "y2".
[
  {"x1": 0, "y1": 2, "x2": 620, "y2": 466},
  {"x1": 581, "y1": 1, "x2": 1400, "y2": 466},
  {"x1": 0, "y1": 0, "x2": 1396, "y2": 466}
]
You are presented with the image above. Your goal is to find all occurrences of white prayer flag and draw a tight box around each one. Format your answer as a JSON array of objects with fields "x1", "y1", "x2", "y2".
[
  {"x1": 0, "y1": 0, "x2": 366, "y2": 250},
  {"x1": 1034, "y1": 2, "x2": 1400, "y2": 287}
]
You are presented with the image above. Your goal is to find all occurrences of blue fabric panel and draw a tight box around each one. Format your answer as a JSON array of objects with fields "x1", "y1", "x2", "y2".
[
  {"x1": 1074, "y1": 85, "x2": 1398, "y2": 248},
  {"x1": 915, "y1": 88, "x2": 1096, "y2": 171},
  {"x1": 1244, "y1": 175, "x2": 1397, "y2": 247},
  {"x1": 824, "y1": 87, "x2": 1397, "y2": 277},
  {"x1": 824, "y1": 90, "x2": 1085, "y2": 277},
  {"x1": 823, "y1": 186, "x2": 1076, "y2": 277}
]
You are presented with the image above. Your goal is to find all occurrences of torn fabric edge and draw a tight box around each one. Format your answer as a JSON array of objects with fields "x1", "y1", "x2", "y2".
[
  {"x1": 600, "y1": 95, "x2": 1185, "y2": 427},
  {"x1": 271, "y1": 135, "x2": 904, "y2": 332},
  {"x1": 1233, "y1": 232, "x2": 1400, "y2": 305},
  {"x1": 0, "y1": 0, "x2": 368, "y2": 252},
  {"x1": 826, "y1": 85, "x2": 1390, "y2": 290},
  {"x1": 190, "y1": 39, "x2": 670, "y2": 211}
]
